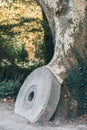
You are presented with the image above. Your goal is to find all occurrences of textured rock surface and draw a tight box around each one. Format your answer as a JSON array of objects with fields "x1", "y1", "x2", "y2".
[
  {"x1": 15, "y1": 67, "x2": 61, "y2": 122},
  {"x1": 0, "y1": 102, "x2": 87, "y2": 130}
]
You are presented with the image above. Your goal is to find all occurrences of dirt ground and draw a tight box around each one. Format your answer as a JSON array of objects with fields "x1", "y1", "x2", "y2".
[{"x1": 0, "y1": 102, "x2": 87, "y2": 130}]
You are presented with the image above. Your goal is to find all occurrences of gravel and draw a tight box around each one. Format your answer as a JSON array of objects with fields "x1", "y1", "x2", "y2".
[{"x1": 0, "y1": 102, "x2": 87, "y2": 130}]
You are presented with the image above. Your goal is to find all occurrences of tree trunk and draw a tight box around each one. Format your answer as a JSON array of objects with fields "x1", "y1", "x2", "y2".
[
  {"x1": 36, "y1": 0, "x2": 87, "y2": 120},
  {"x1": 15, "y1": 0, "x2": 87, "y2": 123}
]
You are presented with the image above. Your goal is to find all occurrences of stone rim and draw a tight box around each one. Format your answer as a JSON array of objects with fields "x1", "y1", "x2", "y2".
[{"x1": 15, "y1": 66, "x2": 61, "y2": 123}]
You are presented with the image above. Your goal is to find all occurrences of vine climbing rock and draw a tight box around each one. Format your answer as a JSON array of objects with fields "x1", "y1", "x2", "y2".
[
  {"x1": 15, "y1": 67, "x2": 61, "y2": 122},
  {"x1": 15, "y1": 0, "x2": 87, "y2": 123}
]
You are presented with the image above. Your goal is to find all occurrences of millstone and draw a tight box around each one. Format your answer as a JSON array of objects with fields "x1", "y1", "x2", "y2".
[{"x1": 15, "y1": 67, "x2": 61, "y2": 123}]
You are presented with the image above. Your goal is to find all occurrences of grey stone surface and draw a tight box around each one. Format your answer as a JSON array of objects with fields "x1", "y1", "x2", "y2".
[
  {"x1": 15, "y1": 66, "x2": 61, "y2": 123},
  {"x1": 0, "y1": 102, "x2": 87, "y2": 130}
]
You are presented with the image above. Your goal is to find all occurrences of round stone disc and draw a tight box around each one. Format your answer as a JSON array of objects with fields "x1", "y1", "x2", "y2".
[{"x1": 15, "y1": 66, "x2": 61, "y2": 123}]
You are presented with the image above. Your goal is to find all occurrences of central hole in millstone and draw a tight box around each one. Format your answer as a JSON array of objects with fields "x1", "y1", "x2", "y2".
[{"x1": 28, "y1": 91, "x2": 34, "y2": 101}]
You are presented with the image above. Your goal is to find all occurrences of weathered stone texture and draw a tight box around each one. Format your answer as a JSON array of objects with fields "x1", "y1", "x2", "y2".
[{"x1": 15, "y1": 67, "x2": 61, "y2": 122}]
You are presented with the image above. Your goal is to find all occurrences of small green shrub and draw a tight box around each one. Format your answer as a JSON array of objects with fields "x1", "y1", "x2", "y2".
[
  {"x1": 35, "y1": 40, "x2": 45, "y2": 61},
  {"x1": 65, "y1": 47, "x2": 87, "y2": 116},
  {"x1": 0, "y1": 79, "x2": 21, "y2": 99},
  {"x1": 0, "y1": 60, "x2": 44, "y2": 99}
]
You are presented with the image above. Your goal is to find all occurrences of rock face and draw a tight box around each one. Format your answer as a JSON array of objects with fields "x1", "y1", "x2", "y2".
[{"x1": 15, "y1": 0, "x2": 87, "y2": 123}]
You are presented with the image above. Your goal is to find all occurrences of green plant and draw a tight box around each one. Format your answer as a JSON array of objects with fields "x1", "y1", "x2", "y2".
[
  {"x1": 35, "y1": 40, "x2": 45, "y2": 61},
  {"x1": 0, "y1": 59, "x2": 45, "y2": 99},
  {"x1": 0, "y1": 78, "x2": 21, "y2": 99},
  {"x1": 65, "y1": 47, "x2": 87, "y2": 116}
]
